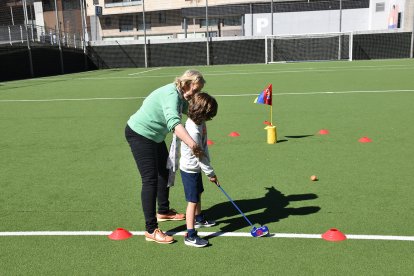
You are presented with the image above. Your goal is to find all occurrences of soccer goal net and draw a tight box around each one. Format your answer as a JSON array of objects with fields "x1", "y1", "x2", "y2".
[{"x1": 265, "y1": 32, "x2": 353, "y2": 63}]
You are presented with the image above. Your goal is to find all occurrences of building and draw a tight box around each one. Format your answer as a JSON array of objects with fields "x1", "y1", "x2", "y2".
[
  {"x1": 86, "y1": 0, "x2": 414, "y2": 42},
  {"x1": 0, "y1": 0, "x2": 88, "y2": 45}
]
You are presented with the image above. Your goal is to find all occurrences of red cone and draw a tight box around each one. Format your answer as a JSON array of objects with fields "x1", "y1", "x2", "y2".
[
  {"x1": 228, "y1": 132, "x2": 240, "y2": 137},
  {"x1": 318, "y1": 129, "x2": 329, "y2": 135},
  {"x1": 207, "y1": 139, "x2": 214, "y2": 146},
  {"x1": 264, "y1": 121, "x2": 272, "y2": 126},
  {"x1": 359, "y1": 137, "x2": 372, "y2": 143},
  {"x1": 108, "y1": 228, "x2": 133, "y2": 240},
  {"x1": 322, "y1": 228, "x2": 347, "y2": 242}
]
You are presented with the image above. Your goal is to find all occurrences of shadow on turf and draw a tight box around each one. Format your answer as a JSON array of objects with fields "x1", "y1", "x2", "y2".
[
  {"x1": 167, "y1": 186, "x2": 320, "y2": 239},
  {"x1": 277, "y1": 134, "x2": 314, "y2": 143},
  {"x1": 284, "y1": 134, "x2": 314, "y2": 139}
]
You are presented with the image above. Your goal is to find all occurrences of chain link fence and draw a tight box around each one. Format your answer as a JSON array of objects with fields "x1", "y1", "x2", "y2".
[{"x1": 1, "y1": 1, "x2": 414, "y2": 81}]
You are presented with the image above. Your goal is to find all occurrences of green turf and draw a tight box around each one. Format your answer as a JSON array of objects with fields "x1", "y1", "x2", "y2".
[
  {"x1": 1, "y1": 59, "x2": 414, "y2": 274},
  {"x1": 1, "y1": 237, "x2": 413, "y2": 275}
]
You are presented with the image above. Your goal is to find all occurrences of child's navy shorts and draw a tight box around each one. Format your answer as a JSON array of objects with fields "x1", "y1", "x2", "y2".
[{"x1": 180, "y1": 170, "x2": 204, "y2": 203}]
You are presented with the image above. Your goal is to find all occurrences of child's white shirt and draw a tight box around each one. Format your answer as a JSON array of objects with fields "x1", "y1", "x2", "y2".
[{"x1": 179, "y1": 118, "x2": 215, "y2": 177}]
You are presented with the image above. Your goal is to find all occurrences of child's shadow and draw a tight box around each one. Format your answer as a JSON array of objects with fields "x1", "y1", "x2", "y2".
[
  {"x1": 167, "y1": 186, "x2": 320, "y2": 239},
  {"x1": 203, "y1": 186, "x2": 320, "y2": 239}
]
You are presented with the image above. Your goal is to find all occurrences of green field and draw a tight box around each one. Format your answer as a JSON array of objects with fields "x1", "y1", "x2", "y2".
[{"x1": 1, "y1": 60, "x2": 414, "y2": 275}]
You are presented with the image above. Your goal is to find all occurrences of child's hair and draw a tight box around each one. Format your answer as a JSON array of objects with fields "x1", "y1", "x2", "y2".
[
  {"x1": 187, "y1": 92, "x2": 218, "y2": 125},
  {"x1": 174, "y1": 69, "x2": 206, "y2": 91}
]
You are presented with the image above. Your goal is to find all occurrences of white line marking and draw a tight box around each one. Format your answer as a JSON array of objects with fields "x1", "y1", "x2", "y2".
[
  {"x1": 1, "y1": 89, "x2": 413, "y2": 103},
  {"x1": 0, "y1": 231, "x2": 413, "y2": 241},
  {"x1": 0, "y1": 231, "x2": 111, "y2": 236},
  {"x1": 215, "y1": 89, "x2": 414, "y2": 97},
  {"x1": 66, "y1": 64, "x2": 414, "y2": 80},
  {"x1": 128, "y1": 68, "x2": 161, "y2": 76},
  {"x1": 0, "y1": 97, "x2": 145, "y2": 103},
  {"x1": 2, "y1": 64, "x2": 412, "y2": 83}
]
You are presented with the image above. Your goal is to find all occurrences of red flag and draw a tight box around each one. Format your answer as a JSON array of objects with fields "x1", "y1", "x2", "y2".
[{"x1": 254, "y1": 84, "x2": 272, "y2": 106}]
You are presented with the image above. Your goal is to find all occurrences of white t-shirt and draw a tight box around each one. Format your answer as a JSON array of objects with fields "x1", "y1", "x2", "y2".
[{"x1": 179, "y1": 118, "x2": 215, "y2": 177}]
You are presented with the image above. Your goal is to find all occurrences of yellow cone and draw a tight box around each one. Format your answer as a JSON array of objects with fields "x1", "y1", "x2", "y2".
[{"x1": 264, "y1": 125, "x2": 277, "y2": 144}]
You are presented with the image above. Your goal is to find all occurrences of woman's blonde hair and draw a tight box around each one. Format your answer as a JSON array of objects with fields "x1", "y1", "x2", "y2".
[{"x1": 175, "y1": 69, "x2": 206, "y2": 90}]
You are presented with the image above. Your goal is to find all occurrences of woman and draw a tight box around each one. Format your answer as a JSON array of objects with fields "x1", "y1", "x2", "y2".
[{"x1": 125, "y1": 69, "x2": 205, "y2": 244}]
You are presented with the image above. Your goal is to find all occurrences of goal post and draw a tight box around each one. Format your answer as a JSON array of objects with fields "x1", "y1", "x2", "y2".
[{"x1": 265, "y1": 32, "x2": 353, "y2": 64}]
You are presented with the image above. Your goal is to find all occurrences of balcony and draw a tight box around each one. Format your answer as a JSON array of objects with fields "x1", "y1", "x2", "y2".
[{"x1": 105, "y1": 0, "x2": 142, "y2": 8}]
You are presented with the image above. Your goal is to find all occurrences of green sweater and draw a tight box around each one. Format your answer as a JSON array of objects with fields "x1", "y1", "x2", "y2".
[{"x1": 127, "y1": 83, "x2": 188, "y2": 143}]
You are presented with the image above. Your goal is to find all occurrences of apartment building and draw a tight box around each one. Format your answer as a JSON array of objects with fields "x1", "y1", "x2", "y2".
[
  {"x1": 87, "y1": 0, "x2": 413, "y2": 41},
  {"x1": 86, "y1": 0, "x2": 261, "y2": 41},
  {"x1": 41, "y1": 0, "x2": 84, "y2": 35},
  {"x1": 0, "y1": 0, "x2": 85, "y2": 34}
]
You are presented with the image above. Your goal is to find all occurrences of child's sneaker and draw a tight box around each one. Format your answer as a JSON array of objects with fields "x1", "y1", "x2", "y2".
[
  {"x1": 184, "y1": 233, "x2": 209, "y2": 248},
  {"x1": 195, "y1": 219, "x2": 216, "y2": 228}
]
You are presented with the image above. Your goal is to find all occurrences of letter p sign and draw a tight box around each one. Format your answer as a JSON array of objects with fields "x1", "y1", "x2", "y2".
[{"x1": 256, "y1": 18, "x2": 269, "y2": 34}]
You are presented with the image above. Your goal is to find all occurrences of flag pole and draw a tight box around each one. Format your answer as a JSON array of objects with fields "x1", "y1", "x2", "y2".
[{"x1": 270, "y1": 105, "x2": 273, "y2": 126}]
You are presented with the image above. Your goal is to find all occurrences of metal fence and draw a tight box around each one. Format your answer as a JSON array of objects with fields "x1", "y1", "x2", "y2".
[
  {"x1": 1, "y1": 0, "x2": 414, "y2": 81},
  {"x1": 0, "y1": 24, "x2": 85, "y2": 49},
  {"x1": 87, "y1": 31, "x2": 414, "y2": 69}
]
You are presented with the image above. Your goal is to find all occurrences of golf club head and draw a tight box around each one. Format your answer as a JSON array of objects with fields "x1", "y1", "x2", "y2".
[{"x1": 250, "y1": 225, "x2": 269, "y2": 237}]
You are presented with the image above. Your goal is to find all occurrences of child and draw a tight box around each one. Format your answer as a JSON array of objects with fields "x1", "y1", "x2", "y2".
[{"x1": 180, "y1": 92, "x2": 218, "y2": 248}]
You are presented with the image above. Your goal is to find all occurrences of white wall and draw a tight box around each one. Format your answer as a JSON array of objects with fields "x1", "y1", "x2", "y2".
[
  {"x1": 245, "y1": 0, "x2": 409, "y2": 36},
  {"x1": 370, "y1": 0, "x2": 407, "y2": 30},
  {"x1": 245, "y1": 9, "x2": 369, "y2": 36}
]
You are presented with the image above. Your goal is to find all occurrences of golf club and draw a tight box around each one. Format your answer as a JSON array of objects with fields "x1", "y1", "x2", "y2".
[{"x1": 214, "y1": 181, "x2": 269, "y2": 237}]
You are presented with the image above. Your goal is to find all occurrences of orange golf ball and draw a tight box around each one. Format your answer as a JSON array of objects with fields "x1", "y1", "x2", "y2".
[{"x1": 310, "y1": 175, "x2": 318, "y2": 181}]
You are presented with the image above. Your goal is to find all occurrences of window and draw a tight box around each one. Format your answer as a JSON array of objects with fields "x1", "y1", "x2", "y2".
[
  {"x1": 105, "y1": 0, "x2": 141, "y2": 8},
  {"x1": 42, "y1": 0, "x2": 54, "y2": 12},
  {"x1": 158, "y1": 11, "x2": 166, "y2": 24},
  {"x1": 200, "y1": 19, "x2": 219, "y2": 27},
  {"x1": 137, "y1": 14, "x2": 151, "y2": 30},
  {"x1": 62, "y1": 0, "x2": 80, "y2": 10},
  {"x1": 397, "y1": 12, "x2": 402, "y2": 28},
  {"x1": 223, "y1": 16, "x2": 241, "y2": 26},
  {"x1": 105, "y1": 17, "x2": 112, "y2": 27},
  {"x1": 376, "y1": 2, "x2": 385, "y2": 12},
  {"x1": 119, "y1": 15, "x2": 133, "y2": 32}
]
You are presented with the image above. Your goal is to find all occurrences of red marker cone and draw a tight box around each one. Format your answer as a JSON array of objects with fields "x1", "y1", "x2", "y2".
[
  {"x1": 108, "y1": 228, "x2": 133, "y2": 240},
  {"x1": 264, "y1": 121, "x2": 272, "y2": 126},
  {"x1": 318, "y1": 129, "x2": 329, "y2": 135},
  {"x1": 359, "y1": 137, "x2": 372, "y2": 143},
  {"x1": 207, "y1": 139, "x2": 214, "y2": 146},
  {"x1": 322, "y1": 228, "x2": 347, "y2": 242},
  {"x1": 228, "y1": 132, "x2": 240, "y2": 137}
]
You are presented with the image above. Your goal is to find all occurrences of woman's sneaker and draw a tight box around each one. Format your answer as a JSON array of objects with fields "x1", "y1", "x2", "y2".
[
  {"x1": 195, "y1": 219, "x2": 216, "y2": 228},
  {"x1": 144, "y1": 228, "x2": 174, "y2": 244},
  {"x1": 184, "y1": 233, "x2": 209, "y2": 248}
]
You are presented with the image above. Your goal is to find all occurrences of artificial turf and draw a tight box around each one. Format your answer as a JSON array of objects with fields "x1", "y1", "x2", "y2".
[{"x1": 1, "y1": 59, "x2": 414, "y2": 274}]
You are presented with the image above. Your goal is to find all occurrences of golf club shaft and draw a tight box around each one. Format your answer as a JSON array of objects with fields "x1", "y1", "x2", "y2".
[{"x1": 217, "y1": 184, "x2": 254, "y2": 227}]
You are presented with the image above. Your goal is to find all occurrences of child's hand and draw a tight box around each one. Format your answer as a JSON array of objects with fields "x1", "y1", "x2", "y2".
[{"x1": 209, "y1": 175, "x2": 218, "y2": 183}]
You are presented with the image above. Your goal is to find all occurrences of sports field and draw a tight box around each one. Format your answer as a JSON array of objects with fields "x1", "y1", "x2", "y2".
[{"x1": 1, "y1": 59, "x2": 414, "y2": 275}]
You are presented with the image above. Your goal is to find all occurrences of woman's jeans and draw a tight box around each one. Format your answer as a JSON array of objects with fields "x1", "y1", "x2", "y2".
[{"x1": 125, "y1": 125, "x2": 170, "y2": 232}]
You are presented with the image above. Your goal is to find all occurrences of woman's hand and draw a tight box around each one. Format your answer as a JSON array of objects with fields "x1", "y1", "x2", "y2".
[
  {"x1": 174, "y1": 124, "x2": 204, "y2": 158},
  {"x1": 190, "y1": 142, "x2": 204, "y2": 159}
]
